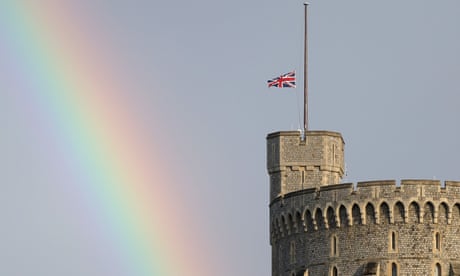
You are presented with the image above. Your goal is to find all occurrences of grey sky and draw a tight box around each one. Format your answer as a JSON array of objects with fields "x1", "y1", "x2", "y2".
[{"x1": 2, "y1": 1, "x2": 460, "y2": 275}]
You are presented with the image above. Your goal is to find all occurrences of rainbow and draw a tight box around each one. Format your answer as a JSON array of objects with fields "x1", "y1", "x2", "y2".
[{"x1": 1, "y1": 2, "x2": 216, "y2": 275}]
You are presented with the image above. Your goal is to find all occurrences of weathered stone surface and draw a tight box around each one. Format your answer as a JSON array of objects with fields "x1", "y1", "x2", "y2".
[
  {"x1": 267, "y1": 131, "x2": 344, "y2": 202},
  {"x1": 268, "y1": 131, "x2": 460, "y2": 276}
]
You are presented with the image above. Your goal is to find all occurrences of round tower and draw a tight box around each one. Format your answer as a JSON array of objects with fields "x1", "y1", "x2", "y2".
[{"x1": 267, "y1": 131, "x2": 460, "y2": 276}]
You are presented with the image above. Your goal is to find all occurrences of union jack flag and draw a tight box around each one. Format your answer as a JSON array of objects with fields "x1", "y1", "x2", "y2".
[{"x1": 267, "y1": 71, "x2": 296, "y2": 88}]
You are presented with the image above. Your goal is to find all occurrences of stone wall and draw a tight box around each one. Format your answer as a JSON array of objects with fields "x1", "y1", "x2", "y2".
[{"x1": 269, "y1": 180, "x2": 460, "y2": 276}]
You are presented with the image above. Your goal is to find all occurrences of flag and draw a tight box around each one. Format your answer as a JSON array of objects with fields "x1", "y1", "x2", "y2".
[{"x1": 267, "y1": 71, "x2": 296, "y2": 88}]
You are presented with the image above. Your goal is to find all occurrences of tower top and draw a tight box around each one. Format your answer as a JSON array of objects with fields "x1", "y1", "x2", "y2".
[{"x1": 267, "y1": 130, "x2": 345, "y2": 202}]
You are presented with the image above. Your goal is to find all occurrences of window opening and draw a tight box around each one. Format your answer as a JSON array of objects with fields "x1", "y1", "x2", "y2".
[
  {"x1": 434, "y1": 263, "x2": 441, "y2": 276},
  {"x1": 332, "y1": 266, "x2": 338, "y2": 276},
  {"x1": 391, "y1": 232, "x2": 396, "y2": 251},
  {"x1": 391, "y1": 263, "x2": 397, "y2": 276},
  {"x1": 289, "y1": 241, "x2": 296, "y2": 264},
  {"x1": 333, "y1": 236, "x2": 337, "y2": 256},
  {"x1": 331, "y1": 235, "x2": 338, "y2": 256},
  {"x1": 435, "y1": 232, "x2": 440, "y2": 250}
]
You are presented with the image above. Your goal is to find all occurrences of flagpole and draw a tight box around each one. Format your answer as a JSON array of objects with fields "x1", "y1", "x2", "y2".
[{"x1": 303, "y1": 2, "x2": 309, "y2": 135}]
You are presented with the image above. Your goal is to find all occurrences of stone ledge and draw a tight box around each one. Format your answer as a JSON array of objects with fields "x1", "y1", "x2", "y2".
[
  {"x1": 267, "y1": 130, "x2": 344, "y2": 141},
  {"x1": 446, "y1": 181, "x2": 460, "y2": 187},
  {"x1": 401, "y1": 179, "x2": 441, "y2": 186},
  {"x1": 270, "y1": 179, "x2": 460, "y2": 205},
  {"x1": 357, "y1": 180, "x2": 396, "y2": 188}
]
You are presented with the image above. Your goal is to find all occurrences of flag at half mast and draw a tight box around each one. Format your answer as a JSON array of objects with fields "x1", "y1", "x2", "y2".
[{"x1": 267, "y1": 71, "x2": 296, "y2": 88}]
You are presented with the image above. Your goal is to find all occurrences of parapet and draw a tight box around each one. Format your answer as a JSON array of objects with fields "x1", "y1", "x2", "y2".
[{"x1": 270, "y1": 179, "x2": 460, "y2": 243}]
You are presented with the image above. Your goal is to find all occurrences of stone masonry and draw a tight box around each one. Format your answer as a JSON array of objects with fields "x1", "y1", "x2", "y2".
[{"x1": 267, "y1": 130, "x2": 460, "y2": 276}]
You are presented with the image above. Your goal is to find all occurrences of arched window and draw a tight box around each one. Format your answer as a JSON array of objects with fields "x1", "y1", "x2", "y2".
[
  {"x1": 289, "y1": 240, "x2": 296, "y2": 264},
  {"x1": 332, "y1": 266, "x2": 338, "y2": 276},
  {"x1": 434, "y1": 263, "x2": 441, "y2": 276},
  {"x1": 287, "y1": 214, "x2": 294, "y2": 234},
  {"x1": 365, "y1": 203, "x2": 376, "y2": 224},
  {"x1": 331, "y1": 235, "x2": 338, "y2": 256},
  {"x1": 295, "y1": 211, "x2": 302, "y2": 233},
  {"x1": 315, "y1": 209, "x2": 325, "y2": 230},
  {"x1": 424, "y1": 202, "x2": 435, "y2": 223},
  {"x1": 435, "y1": 232, "x2": 441, "y2": 251},
  {"x1": 453, "y1": 204, "x2": 460, "y2": 220},
  {"x1": 408, "y1": 201, "x2": 420, "y2": 223},
  {"x1": 281, "y1": 216, "x2": 287, "y2": 234},
  {"x1": 394, "y1": 202, "x2": 405, "y2": 223},
  {"x1": 380, "y1": 202, "x2": 390, "y2": 224},
  {"x1": 391, "y1": 232, "x2": 396, "y2": 251},
  {"x1": 327, "y1": 207, "x2": 337, "y2": 229},
  {"x1": 352, "y1": 204, "x2": 362, "y2": 225},
  {"x1": 439, "y1": 203, "x2": 448, "y2": 224},
  {"x1": 305, "y1": 210, "x2": 315, "y2": 231},
  {"x1": 339, "y1": 205, "x2": 348, "y2": 226},
  {"x1": 389, "y1": 231, "x2": 397, "y2": 252},
  {"x1": 391, "y1": 262, "x2": 398, "y2": 276}
]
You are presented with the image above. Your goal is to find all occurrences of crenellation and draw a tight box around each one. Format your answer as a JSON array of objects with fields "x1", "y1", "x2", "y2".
[
  {"x1": 268, "y1": 131, "x2": 460, "y2": 275},
  {"x1": 270, "y1": 178, "x2": 460, "y2": 274}
]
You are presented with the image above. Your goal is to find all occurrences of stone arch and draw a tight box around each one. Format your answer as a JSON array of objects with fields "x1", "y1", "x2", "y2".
[
  {"x1": 434, "y1": 231, "x2": 441, "y2": 251},
  {"x1": 365, "y1": 202, "x2": 376, "y2": 224},
  {"x1": 339, "y1": 205, "x2": 349, "y2": 227},
  {"x1": 424, "y1": 201, "x2": 435, "y2": 224},
  {"x1": 434, "y1": 262, "x2": 441, "y2": 276},
  {"x1": 315, "y1": 208, "x2": 326, "y2": 230},
  {"x1": 295, "y1": 210, "x2": 303, "y2": 233},
  {"x1": 391, "y1": 262, "x2": 398, "y2": 276},
  {"x1": 281, "y1": 214, "x2": 288, "y2": 236},
  {"x1": 326, "y1": 206, "x2": 337, "y2": 229},
  {"x1": 393, "y1": 201, "x2": 405, "y2": 224},
  {"x1": 331, "y1": 266, "x2": 338, "y2": 276},
  {"x1": 389, "y1": 230, "x2": 398, "y2": 252},
  {"x1": 330, "y1": 234, "x2": 339, "y2": 257},
  {"x1": 379, "y1": 202, "x2": 391, "y2": 224},
  {"x1": 438, "y1": 202, "x2": 449, "y2": 224},
  {"x1": 274, "y1": 217, "x2": 281, "y2": 239},
  {"x1": 452, "y1": 203, "x2": 460, "y2": 222},
  {"x1": 408, "y1": 201, "x2": 420, "y2": 223},
  {"x1": 287, "y1": 213, "x2": 294, "y2": 234},
  {"x1": 304, "y1": 209, "x2": 315, "y2": 231},
  {"x1": 352, "y1": 203, "x2": 362, "y2": 225}
]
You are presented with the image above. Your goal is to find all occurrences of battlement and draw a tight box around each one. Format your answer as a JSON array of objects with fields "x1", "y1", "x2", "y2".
[
  {"x1": 272, "y1": 179, "x2": 460, "y2": 203},
  {"x1": 267, "y1": 130, "x2": 460, "y2": 275},
  {"x1": 270, "y1": 179, "x2": 460, "y2": 243}
]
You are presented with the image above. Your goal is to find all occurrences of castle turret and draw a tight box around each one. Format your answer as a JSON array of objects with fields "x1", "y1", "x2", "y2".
[
  {"x1": 267, "y1": 130, "x2": 460, "y2": 276},
  {"x1": 267, "y1": 130, "x2": 344, "y2": 202}
]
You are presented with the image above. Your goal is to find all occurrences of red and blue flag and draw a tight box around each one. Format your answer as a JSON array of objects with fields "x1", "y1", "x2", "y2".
[{"x1": 267, "y1": 71, "x2": 296, "y2": 88}]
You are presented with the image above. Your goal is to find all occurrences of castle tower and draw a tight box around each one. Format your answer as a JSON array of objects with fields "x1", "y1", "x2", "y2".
[
  {"x1": 267, "y1": 131, "x2": 344, "y2": 202},
  {"x1": 267, "y1": 130, "x2": 460, "y2": 276}
]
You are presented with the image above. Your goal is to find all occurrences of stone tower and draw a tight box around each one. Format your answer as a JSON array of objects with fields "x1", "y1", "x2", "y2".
[
  {"x1": 267, "y1": 130, "x2": 460, "y2": 276},
  {"x1": 267, "y1": 131, "x2": 344, "y2": 202}
]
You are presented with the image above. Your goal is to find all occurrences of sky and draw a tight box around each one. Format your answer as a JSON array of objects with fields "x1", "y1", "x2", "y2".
[{"x1": 1, "y1": 0, "x2": 460, "y2": 275}]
